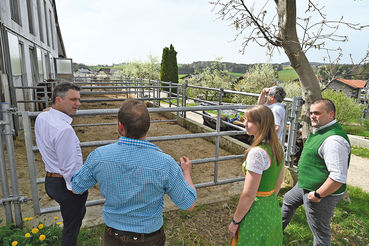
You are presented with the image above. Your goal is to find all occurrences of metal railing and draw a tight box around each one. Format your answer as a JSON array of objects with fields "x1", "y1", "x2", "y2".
[
  {"x1": 5, "y1": 76, "x2": 303, "y2": 222},
  {"x1": 22, "y1": 104, "x2": 251, "y2": 215}
]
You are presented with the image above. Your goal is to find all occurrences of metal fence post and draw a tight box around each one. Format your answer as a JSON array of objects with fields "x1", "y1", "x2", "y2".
[
  {"x1": 157, "y1": 80, "x2": 161, "y2": 107},
  {"x1": 285, "y1": 96, "x2": 304, "y2": 167},
  {"x1": 2, "y1": 103, "x2": 23, "y2": 225},
  {"x1": 169, "y1": 81, "x2": 172, "y2": 108},
  {"x1": 214, "y1": 88, "x2": 224, "y2": 183},
  {"x1": 0, "y1": 109, "x2": 13, "y2": 224},
  {"x1": 182, "y1": 82, "x2": 188, "y2": 118},
  {"x1": 218, "y1": 88, "x2": 224, "y2": 105},
  {"x1": 22, "y1": 111, "x2": 41, "y2": 215},
  {"x1": 176, "y1": 83, "x2": 180, "y2": 122}
]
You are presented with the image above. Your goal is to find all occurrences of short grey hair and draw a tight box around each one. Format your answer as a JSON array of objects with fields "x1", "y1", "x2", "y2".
[{"x1": 269, "y1": 86, "x2": 286, "y2": 102}]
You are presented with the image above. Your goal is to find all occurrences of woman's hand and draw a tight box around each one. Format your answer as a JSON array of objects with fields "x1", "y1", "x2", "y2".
[{"x1": 228, "y1": 222, "x2": 239, "y2": 238}]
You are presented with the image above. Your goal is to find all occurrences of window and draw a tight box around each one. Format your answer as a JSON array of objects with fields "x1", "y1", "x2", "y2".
[
  {"x1": 26, "y1": 0, "x2": 35, "y2": 35},
  {"x1": 10, "y1": 0, "x2": 22, "y2": 26},
  {"x1": 8, "y1": 32, "x2": 22, "y2": 76},
  {"x1": 29, "y1": 47, "x2": 39, "y2": 84},
  {"x1": 49, "y1": 10, "x2": 55, "y2": 49},
  {"x1": 44, "y1": 0, "x2": 50, "y2": 46},
  {"x1": 36, "y1": 47, "x2": 44, "y2": 81},
  {"x1": 36, "y1": 0, "x2": 44, "y2": 42},
  {"x1": 0, "y1": 32, "x2": 4, "y2": 73}
]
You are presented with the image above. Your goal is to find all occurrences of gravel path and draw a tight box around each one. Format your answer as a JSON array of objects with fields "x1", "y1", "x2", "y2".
[{"x1": 347, "y1": 154, "x2": 369, "y2": 192}]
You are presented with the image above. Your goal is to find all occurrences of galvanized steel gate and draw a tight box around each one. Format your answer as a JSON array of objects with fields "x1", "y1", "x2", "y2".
[{"x1": 1, "y1": 79, "x2": 303, "y2": 225}]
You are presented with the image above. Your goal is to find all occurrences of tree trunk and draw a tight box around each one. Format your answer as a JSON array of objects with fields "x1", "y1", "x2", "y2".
[{"x1": 276, "y1": 0, "x2": 322, "y2": 138}]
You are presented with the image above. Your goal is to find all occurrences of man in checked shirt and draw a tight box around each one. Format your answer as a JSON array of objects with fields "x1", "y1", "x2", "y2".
[{"x1": 72, "y1": 99, "x2": 197, "y2": 246}]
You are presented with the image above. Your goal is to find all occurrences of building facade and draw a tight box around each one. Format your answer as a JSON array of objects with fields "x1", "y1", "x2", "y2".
[{"x1": 0, "y1": 0, "x2": 70, "y2": 111}]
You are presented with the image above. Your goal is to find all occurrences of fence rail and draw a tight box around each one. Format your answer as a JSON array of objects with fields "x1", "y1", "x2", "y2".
[{"x1": 2, "y1": 76, "x2": 303, "y2": 224}]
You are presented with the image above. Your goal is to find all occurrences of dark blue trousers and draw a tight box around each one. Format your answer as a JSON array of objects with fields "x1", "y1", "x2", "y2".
[{"x1": 45, "y1": 176, "x2": 88, "y2": 246}]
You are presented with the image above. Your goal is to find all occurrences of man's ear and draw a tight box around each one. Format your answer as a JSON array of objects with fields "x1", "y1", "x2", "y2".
[
  {"x1": 118, "y1": 122, "x2": 125, "y2": 136},
  {"x1": 55, "y1": 96, "x2": 62, "y2": 105}
]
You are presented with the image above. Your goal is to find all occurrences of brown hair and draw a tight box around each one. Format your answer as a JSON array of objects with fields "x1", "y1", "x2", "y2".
[
  {"x1": 52, "y1": 82, "x2": 80, "y2": 104},
  {"x1": 118, "y1": 99, "x2": 150, "y2": 139},
  {"x1": 311, "y1": 98, "x2": 336, "y2": 117},
  {"x1": 244, "y1": 105, "x2": 284, "y2": 165}
]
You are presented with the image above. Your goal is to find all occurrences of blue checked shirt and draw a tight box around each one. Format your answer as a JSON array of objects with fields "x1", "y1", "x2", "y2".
[{"x1": 72, "y1": 137, "x2": 197, "y2": 233}]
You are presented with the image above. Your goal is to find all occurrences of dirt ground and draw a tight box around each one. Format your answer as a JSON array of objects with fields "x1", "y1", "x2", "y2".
[
  {"x1": 2, "y1": 94, "x2": 245, "y2": 229},
  {"x1": 2, "y1": 93, "x2": 368, "y2": 245}
]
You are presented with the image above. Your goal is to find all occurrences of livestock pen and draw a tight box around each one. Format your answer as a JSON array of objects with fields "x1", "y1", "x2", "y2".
[{"x1": 1, "y1": 77, "x2": 302, "y2": 226}]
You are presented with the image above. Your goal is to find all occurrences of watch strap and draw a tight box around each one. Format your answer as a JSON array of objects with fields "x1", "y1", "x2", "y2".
[
  {"x1": 232, "y1": 217, "x2": 241, "y2": 225},
  {"x1": 314, "y1": 191, "x2": 322, "y2": 199}
]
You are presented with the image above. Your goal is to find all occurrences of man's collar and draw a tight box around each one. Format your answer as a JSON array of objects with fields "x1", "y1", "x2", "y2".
[
  {"x1": 312, "y1": 119, "x2": 337, "y2": 134},
  {"x1": 117, "y1": 136, "x2": 162, "y2": 152},
  {"x1": 50, "y1": 108, "x2": 73, "y2": 124}
]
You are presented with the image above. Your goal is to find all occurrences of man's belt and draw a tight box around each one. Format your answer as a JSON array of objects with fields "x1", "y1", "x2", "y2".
[
  {"x1": 106, "y1": 226, "x2": 163, "y2": 240},
  {"x1": 46, "y1": 172, "x2": 63, "y2": 178}
]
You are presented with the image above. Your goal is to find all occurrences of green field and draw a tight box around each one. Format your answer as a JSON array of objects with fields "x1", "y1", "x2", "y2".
[{"x1": 278, "y1": 67, "x2": 298, "y2": 82}]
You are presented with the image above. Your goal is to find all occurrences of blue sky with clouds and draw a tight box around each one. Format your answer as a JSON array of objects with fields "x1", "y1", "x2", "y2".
[{"x1": 56, "y1": 0, "x2": 369, "y2": 65}]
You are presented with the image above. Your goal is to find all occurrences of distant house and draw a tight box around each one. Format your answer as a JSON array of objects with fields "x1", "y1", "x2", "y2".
[
  {"x1": 75, "y1": 68, "x2": 93, "y2": 77},
  {"x1": 326, "y1": 78, "x2": 368, "y2": 100},
  {"x1": 96, "y1": 68, "x2": 111, "y2": 80},
  {"x1": 235, "y1": 73, "x2": 249, "y2": 83}
]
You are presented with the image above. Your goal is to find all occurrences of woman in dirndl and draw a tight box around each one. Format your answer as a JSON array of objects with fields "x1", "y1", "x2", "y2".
[{"x1": 229, "y1": 105, "x2": 285, "y2": 246}]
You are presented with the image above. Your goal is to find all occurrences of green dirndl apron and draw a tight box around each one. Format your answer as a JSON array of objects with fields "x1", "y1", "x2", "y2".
[{"x1": 237, "y1": 193, "x2": 282, "y2": 246}]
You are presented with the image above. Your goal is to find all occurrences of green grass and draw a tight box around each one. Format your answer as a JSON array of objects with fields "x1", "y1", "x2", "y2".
[
  {"x1": 228, "y1": 72, "x2": 244, "y2": 78},
  {"x1": 342, "y1": 124, "x2": 369, "y2": 138},
  {"x1": 351, "y1": 146, "x2": 369, "y2": 158},
  {"x1": 278, "y1": 68, "x2": 298, "y2": 82},
  {"x1": 282, "y1": 185, "x2": 369, "y2": 245},
  {"x1": 2, "y1": 186, "x2": 367, "y2": 245}
]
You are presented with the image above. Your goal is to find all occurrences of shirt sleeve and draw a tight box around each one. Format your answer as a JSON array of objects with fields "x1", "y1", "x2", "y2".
[
  {"x1": 164, "y1": 158, "x2": 197, "y2": 210},
  {"x1": 55, "y1": 127, "x2": 83, "y2": 190},
  {"x1": 271, "y1": 105, "x2": 284, "y2": 127},
  {"x1": 72, "y1": 150, "x2": 99, "y2": 194},
  {"x1": 246, "y1": 147, "x2": 271, "y2": 174},
  {"x1": 318, "y1": 135, "x2": 350, "y2": 183}
]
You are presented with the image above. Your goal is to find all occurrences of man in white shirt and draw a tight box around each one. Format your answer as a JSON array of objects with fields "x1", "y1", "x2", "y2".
[
  {"x1": 35, "y1": 82, "x2": 88, "y2": 246},
  {"x1": 258, "y1": 86, "x2": 286, "y2": 141},
  {"x1": 281, "y1": 99, "x2": 350, "y2": 245}
]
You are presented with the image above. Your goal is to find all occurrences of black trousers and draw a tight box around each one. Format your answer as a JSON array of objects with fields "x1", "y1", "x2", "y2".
[
  {"x1": 103, "y1": 226, "x2": 166, "y2": 246},
  {"x1": 45, "y1": 176, "x2": 88, "y2": 246}
]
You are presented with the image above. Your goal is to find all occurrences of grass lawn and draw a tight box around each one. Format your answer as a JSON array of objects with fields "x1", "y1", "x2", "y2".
[
  {"x1": 278, "y1": 68, "x2": 299, "y2": 82},
  {"x1": 3, "y1": 186, "x2": 367, "y2": 245}
]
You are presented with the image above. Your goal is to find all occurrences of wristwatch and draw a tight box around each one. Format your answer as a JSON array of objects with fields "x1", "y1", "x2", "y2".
[
  {"x1": 314, "y1": 191, "x2": 322, "y2": 199},
  {"x1": 232, "y1": 217, "x2": 241, "y2": 225}
]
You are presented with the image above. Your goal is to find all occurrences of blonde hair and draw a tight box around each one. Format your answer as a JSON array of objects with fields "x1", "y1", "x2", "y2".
[{"x1": 244, "y1": 105, "x2": 284, "y2": 165}]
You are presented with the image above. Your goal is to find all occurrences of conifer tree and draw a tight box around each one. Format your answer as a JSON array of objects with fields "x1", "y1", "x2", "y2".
[{"x1": 160, "y1": 44, "x2": 178, "y2": 93}]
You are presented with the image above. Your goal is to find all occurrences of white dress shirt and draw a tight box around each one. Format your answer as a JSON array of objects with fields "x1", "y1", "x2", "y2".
[
  {"x1": 313, "y1": 120, "x2": 350, "y2": 186},
  {"x1": 266, "y1": 102, "x2": 285, "y2": 141},
  {"x1": 35, "y1": 108, "x2": 83, "y2": 191}
]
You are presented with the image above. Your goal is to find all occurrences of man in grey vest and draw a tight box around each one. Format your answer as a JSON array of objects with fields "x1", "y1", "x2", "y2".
[{"x1": 281, "y1": 99, "x2": 350, "y2": 245}]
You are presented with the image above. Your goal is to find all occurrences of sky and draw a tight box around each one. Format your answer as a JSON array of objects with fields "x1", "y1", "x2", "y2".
[{"x1": 56, "y1": 0, "x2": 369, "y2": 66}]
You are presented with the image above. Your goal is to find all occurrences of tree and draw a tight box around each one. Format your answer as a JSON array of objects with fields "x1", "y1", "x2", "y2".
[
  {"x1": 322, "y1": 90, "x2": 363, "y2": 124},
  {"x1": 234, "y1": 63, "x2": 276, "y2": 105},
  {"x1": 114, "y1": 55, "x2": 160, "y2": 80},
  {"x1": 160, "y1": 44, "x2": 179, "y2": 93},
  {"x1": 186, "y1": 58, "x2": 234, "y2": 101},
  {"x1": 211, "y1": 0, "x2": 368, "y2": 137}
]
